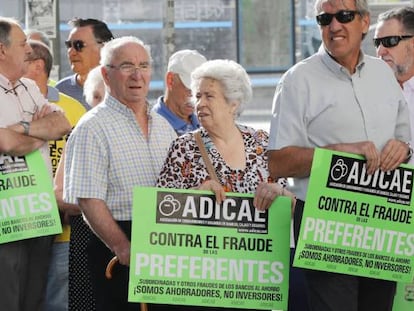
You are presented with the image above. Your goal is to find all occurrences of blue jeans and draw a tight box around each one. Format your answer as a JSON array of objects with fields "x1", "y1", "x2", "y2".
[{"x1": 44, "y1": 242, "x2": 69, "y2": 311}]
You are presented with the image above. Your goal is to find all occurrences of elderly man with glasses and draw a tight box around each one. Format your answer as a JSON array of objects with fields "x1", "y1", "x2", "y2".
[
  {"x1": 63, "y1": 36, "x2": 176, "y2": 310},
  {"x1": 0, "y1": 17, "x2": 71, "y2": 311},
  {"x1": 266, "y1": 0, "x2": 411, "y2": 310}
]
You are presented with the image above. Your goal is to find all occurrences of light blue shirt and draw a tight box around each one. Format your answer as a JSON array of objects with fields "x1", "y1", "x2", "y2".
[
  {"x1": 63, "y1": 94, "x2": 177, "y2": 220},
  {"x1": 56, "y1": 74, "x2": 89, "y2": 111},
  {"x1": 46, "y1": 85, "x2": 59, "y2": 102},
  {"x1": 152, "y1": 96, "x2": 199, "y2": 136},
  {"x1": 269, "y1": 47, "x2": 410, "y2": 200}
]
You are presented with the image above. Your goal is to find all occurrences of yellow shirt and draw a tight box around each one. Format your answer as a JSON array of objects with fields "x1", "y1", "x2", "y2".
[{"x1": 48, "y1": 87, "x2": 86, "y2": 242}]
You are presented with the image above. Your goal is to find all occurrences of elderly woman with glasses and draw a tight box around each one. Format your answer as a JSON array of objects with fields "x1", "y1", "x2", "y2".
[
  {"x1": 155, "y1": 59, "x2": 295, "y2": 311},
  {"x1": 157, "y1": 59, "x2": 294, "y2": 208}
]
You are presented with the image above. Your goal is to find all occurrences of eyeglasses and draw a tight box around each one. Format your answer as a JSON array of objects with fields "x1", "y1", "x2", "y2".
[
  {"x1": 373, "y1": 35, "x2": 414, "y2": 48},
  {"x1": 64, "y1": 40, "x2": 86, "y2": 52},
  {"x1": 64, "y1": 39, "x2": 102, "y2": 52},
  {"x1": 106, "y1": 62, "x2": 151, "y2": 74},
  {"x1": 316, "y1": 10, "x2": 360, "y2": 26},
  {"x1": 0, "y1": 80, "x2": 39, "y2": 121}
]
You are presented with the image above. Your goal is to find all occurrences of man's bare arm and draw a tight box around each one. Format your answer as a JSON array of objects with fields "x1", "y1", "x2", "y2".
[
  {"x1": 9, "y1": 110, "x2": 71, "y2": 141},
  {"x1": 30, "y1": 111, "x2": 71, "y2": 140},
  {"x1": 54, "y1": 151, "x2": 81, "y2": 219},
  {"x1": 268, "y1": 146, "x2": 315, "y2": 180},
  {"x1": 268, "y1": 141, "x2": 385, "y2": 179},
  {"x1": 0, "y1": 128, "x2": 45, "y2": 156},
  {"x1": 79, "y1": 198, "x2": 131, "y2": 266}
]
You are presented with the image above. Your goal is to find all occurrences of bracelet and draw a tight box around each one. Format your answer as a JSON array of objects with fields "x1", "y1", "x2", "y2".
[{"x1": 19, "y1": 121, "x2": 30, "y2": 135}]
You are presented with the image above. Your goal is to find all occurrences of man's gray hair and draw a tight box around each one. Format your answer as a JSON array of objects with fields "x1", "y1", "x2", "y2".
[
  {"x1": 25, "y1": 29, "x2": 50, "y2": 47},
  {"x1": 0, "y1": 17, "x2": 20, "y2": 47},
  {"x1": 28, "y1": 39, "x2": 53, "y2": 77},
  {"x1": 100, "y1": 36, "x2": 152, "y2": 67},
  {"x1": 314, "y1": 0, "x2": 370, "y2": 16},
  {"x1": 377, "y1": 6, "x2": 414, "y2": 35}
]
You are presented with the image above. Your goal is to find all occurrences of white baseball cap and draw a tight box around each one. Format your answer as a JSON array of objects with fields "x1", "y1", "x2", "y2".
[{"x1": 167, "y1": 49, "x2": 207, "y2": 89}]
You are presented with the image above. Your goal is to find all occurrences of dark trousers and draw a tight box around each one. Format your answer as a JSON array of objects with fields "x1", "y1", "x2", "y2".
[
  {"x1": 87, "y1": 221, "x2": 141, "y2": 311},
  {"x1": 294, "y1": 199, "x2": 396, "y2": 311},
  {"x1": 288, "y1": 248, "x2": 309, "y2": 311},
  {"x1": 0, "y1": 235, "x2": 54, "y2": 311}
]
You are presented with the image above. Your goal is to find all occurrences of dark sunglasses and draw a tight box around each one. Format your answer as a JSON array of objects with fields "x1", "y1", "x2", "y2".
[
  {"x1": 316, "y1": 10, "x2": 360, "y2": 26},
  {"x1": 64, "y1": 40, "x2": 87, "y2": 52},
  {"x1": 64, "y1": 39, "x2": 103, "y2": 52},
  {"x1": 373, "y1": 35, "x2": 414, "y2": 48}
]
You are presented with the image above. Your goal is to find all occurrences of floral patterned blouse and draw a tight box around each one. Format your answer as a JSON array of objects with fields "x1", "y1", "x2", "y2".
[{"x1": 157, "y1": 125, "x2": 280, "y2": 193}]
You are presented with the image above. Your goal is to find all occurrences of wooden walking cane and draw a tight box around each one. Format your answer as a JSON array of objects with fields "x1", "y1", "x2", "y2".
[{"x1": 105, "y1": 256, "x2": 149, "y2": 311}]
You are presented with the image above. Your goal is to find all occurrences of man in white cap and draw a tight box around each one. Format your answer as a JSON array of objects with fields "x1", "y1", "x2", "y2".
[{"x1": 152, "y1": 49, "x2": 207, "y2": 135}]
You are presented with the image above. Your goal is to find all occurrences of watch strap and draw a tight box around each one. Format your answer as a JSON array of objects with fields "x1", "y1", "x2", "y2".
[
  {"x1": 19, "y1": 121, "x2": 30, "y2": 135},
  {"x1": 406, "y1": 142, "x2": 413, "y2": 161}
]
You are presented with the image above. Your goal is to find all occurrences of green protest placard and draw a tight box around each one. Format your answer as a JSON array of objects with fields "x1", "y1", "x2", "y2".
[
  {"x1": 129, "y1": 187, "x2": 291, "y2": 310},
  {"x1": 0, "y1": 151, "x2": 62, "y2": 243},
  {"x1": 393, "y1": 279, "x2": 414, "y2": 311},
  {"x1": 294, "y1": 148, "x2": 414, "y2": 282}
]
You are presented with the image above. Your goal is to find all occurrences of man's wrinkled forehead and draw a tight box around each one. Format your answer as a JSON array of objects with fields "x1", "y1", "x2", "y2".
[
  {"x1": 68, "y1": 25, "x2": 94, "y2": 40},
  {"x1": 111, "y1": 43, "x2": 150, "y2": 63},
  {"x1": 315, "y1": 0, "x2": 356, "y2": 13}
]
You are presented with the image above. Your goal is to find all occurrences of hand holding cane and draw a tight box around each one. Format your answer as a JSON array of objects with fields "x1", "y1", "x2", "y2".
[{"x1": 105, "y1": 256, "x2": 149, "y2": 311}]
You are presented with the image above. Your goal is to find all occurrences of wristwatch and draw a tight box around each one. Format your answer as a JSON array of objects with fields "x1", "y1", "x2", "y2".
[
  {"x1": 19, "y1": 121, "x2": 30, "y2": 135},
  {"x1": 406, "y1": 142, "x2": 413, "y2": 161}
]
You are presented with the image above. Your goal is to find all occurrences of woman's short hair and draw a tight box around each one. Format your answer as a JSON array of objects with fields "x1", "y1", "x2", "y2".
[
  {"x1": 191, "y1": 59, "x2": 252, "y2": 117},
  {"x1": 84, "y1": 65, "x2": 104, "y2": 106}
]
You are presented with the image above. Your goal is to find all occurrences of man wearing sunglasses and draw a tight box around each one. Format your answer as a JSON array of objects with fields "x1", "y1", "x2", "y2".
[
  {"x1": 374, "y1": 7, "x2": 414, "y2": 166},
  {"x1": 56, "y1": 18, "x2": 113, "y2": 111},
  {"x1": 267, "y1": 1, "x2": 410, "y2": 311}
]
